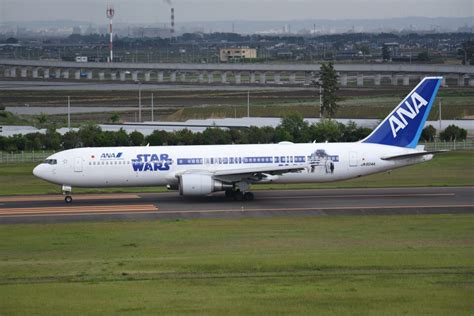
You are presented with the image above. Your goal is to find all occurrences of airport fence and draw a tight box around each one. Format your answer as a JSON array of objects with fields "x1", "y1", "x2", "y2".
[
  {"x1": 419, "y1": 140, "x2": 474, "y2": 151},
  {"x1": 0, "y1": 140, "x2": 473, "y2": 164},
  {"x1": 0, "y1": 150, "x2": 57, "y2": 164}
]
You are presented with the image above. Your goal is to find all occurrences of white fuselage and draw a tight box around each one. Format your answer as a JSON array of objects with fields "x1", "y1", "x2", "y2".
[{"x1": 33, "y1": 142, "x2": 431, "y2": 189}]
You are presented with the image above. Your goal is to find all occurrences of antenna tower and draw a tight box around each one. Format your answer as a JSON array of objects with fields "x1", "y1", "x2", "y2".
[{"x1": 106, "y1": 5, "x2": 115, "y2": 62}]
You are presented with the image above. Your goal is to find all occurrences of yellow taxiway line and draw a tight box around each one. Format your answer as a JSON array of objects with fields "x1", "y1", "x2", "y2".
[{"x1": 0, "y1": 204, "x2": 158, "y2": 216}]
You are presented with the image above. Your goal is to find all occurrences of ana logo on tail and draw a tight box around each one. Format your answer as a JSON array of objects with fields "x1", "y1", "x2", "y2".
[
  {"x1": 389, "y1": 92, "x2": 428, "y2": 138},
  {"x1": 362, "y1": 77, "x2": 442, "y2": 148}
]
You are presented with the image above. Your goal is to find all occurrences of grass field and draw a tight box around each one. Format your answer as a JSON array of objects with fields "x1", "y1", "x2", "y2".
[
  {"x1": 0, "y1": 151, "x2": 472, "y2": 196},
  {"x1": 0, "y1": 215, "x2": 473, "y2": 314}
]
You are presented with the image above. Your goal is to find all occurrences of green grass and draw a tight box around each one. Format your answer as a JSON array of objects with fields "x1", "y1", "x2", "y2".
[
  {"x1": 0, "y1": 215, "x2": 473, "y2": 314},
  {"x1": 0, "y1": 151, "x2": 472, "y2": 196}
]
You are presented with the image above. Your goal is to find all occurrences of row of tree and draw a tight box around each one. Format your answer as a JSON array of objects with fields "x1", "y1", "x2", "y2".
[{"x1": 0, "y1": 115, "x2": 467, "y2": 153}]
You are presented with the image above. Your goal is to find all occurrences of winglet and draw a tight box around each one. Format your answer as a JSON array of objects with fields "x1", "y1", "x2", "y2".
[{"x1": 362, "y1": 77, "x2": 442, "y2": 148}]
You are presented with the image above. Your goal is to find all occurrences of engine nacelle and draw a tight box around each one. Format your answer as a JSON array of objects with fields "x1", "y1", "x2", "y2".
[{"x1": 179, "y1": 173, "x2": 230, "y2": 196}]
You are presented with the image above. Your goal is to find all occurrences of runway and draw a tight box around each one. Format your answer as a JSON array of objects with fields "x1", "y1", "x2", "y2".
[{"x1": 0, "y1": 187, "x2": 472, "y2": 224}]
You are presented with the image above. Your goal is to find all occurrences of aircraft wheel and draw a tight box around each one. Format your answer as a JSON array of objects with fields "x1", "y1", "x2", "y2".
[
  {"x1": 243, "y1": 192, "x2": 254, "y2": 201},
  {"x1": 234, "y1": 191, "x2": 244, "y2": 201},
  {"x1": 225, "y1": 189, "x2": 235, "y2": 198},
  {"x1": 65, "y1": 195, "x2": 73, "y2": 203}
]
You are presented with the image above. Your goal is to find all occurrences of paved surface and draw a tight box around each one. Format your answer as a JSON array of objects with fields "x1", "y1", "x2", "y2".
[
  {"x1": 0, "y1": 187, "x2": 472, "y2": 224},
  {"x1": 0, "y1": 80, "x2": 305, "y2": 91}
]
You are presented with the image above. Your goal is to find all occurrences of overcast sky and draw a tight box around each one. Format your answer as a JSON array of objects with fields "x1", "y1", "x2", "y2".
[{"x1": 1, "y1": 0, "x2": 473, "y2": 24}]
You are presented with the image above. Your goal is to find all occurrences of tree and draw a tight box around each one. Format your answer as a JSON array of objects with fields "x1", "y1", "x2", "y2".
[
  {"x1": 439, "y1": 125, "x2": 467, "y2": 142},
  {"x1": 309, "y1": 119, "x2": 343, "y2": 142},
  {"x1": 318, "y1": 62, "x2": 339, "y2": 119},
  {"x1": 417, "y1": 51, "x2": 430, "y2": 62},
  {"x1": 129, "y1": 131, "x2": 145, "y2": 146},
  {"x1": 109, "y1": 113, "x2": 121, "y2": 123},
  {"x1": 421, "y1": 125, "x2": 437, "y2": 142},
  {"x1": 458, "y1": 41, "x2": 474, "y2": 65},
  {"x1": 278, "y1": 112, "x2": 309, "y2": 143},
  {"x1": 35, "y1": 113, "x2": 48, "y2": 128}
]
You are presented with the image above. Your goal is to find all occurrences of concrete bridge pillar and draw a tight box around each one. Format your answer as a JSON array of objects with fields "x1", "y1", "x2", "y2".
[
  {"x1": 144, "y1": 72, "x2": 151, "y2": 82},
  {"x1": 198, "y1": 72, "x2": 204, "y2": 83},
  {"x1": 180, "y1": 72, "x2": 186, "y2": 82},
  {"x1": 3, "y1": 68, "x2": 9, "y2": 77},
  {"x1": 403, "y1": 75, "x2": 410, "y2": 86},
  {"x1": 43, "y1": 69, "x2": 49, "y2": 79},
  {"x1": 32, "y1": 68, "x2": 39, "y2": 78},
  {"x1": 250, "y1": 72, "x2": 256, "y2": 84},
  {"x1": 274, "y1": 73, "x2": 281, "y2": 84},
  {"x1": 132, "y1": 71, "x2": 139, "y2": 81},
  {"x1": 62, "y1": 70, "x2": 69, "y2": 79},
  {"x1": 120, "y1": 71, "x2": 126, "y2": 81},
  {"x1": 158, "y1": 71, "x2": 164, "y2": 82},
  {"x1": 289, "y1": 73, "x2": 296, "y2": 84},
  {"x1": 98, "y1": 71, "x2": 105, "y2": 80},
  {"x1": 87, "y1": 71, "x2": 93, "y2": 80},
  {"x1": 260, "y1": 72, "x2": 266, "y2": 84},
  {"x1": 469, "y1": 78, "x2": 474, "y2": 87},
  {"x1": 111, "y1": 72, "x2": 117, "y2": 80},
  {"x1": 457, "y1": 74, "x2": 465, "y2": 87},
  {"x1": 391, "y1": 74, "x2": 398, "y2": 86},
  {"x1": 21, "y1": 68, "x2": 27, "y2": 78},
  {"x1": 221, "y1": 72, "x2": 227, "y2": 83},
  {"x1": 356, "y1": 73, "x2": 364, "y2": 87},
  {"x1": 145, "y1": 71, "x2": 151, "y2": 81},
  {"x1": 304, "y1": 72, "x2": 311, "y2": 85},
  {"x1": 170, "y1": 72, "x2": 177, "y2": 82},
  {"x1": 340, "y1": 73, "x2": 348, "y2": 86},
  {"x1": 9, "y1": 67, "x2": 17, "y2": 77},
  {"x1": 74, "y1": 70, "x2": 80, "y2": 80},
  {"x1": 207, "y1": 72, "x2": 213, "y2": 84},
  {"x1": 54, "y1": 69, "x2": 61, "y2": 79},
  {"x1": 374, "y1": 74, "x2": 381, "y2": 86},
  {"x1": 234, "y1": 72, "x2": 241, "y2": 84}
]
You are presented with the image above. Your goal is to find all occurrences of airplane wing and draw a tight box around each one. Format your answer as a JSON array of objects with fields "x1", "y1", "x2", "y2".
[
  {"x1": 381, "y1": 150, "x2": 448, "y2": 161},
  {"x1": 178, "y1": 165, "x2": 307, "y2": 183}
]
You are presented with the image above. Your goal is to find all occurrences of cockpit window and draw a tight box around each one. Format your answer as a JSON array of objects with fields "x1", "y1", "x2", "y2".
[{"x1": 43, "y1": 159, "x2": 57, "y2": 165}]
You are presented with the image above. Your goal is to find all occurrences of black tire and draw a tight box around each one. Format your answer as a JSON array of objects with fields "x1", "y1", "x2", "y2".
[
  {"x1": 65, "y1": 196, "x2": 73, "y2": 203},
  {"x1": 243, "y1": 192, "x2": 254, "y2": 201},
  {"x1": 225, "y1": 190, "x2": 235, "y2": 198},
  {"x1": 234, "y1": 191, "x2": 244, "y2": 201}
]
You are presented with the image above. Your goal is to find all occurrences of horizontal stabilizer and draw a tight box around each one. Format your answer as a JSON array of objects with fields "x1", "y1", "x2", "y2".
[{"x1": 381, "y1": 150, "x2": 448, "y2": 161}]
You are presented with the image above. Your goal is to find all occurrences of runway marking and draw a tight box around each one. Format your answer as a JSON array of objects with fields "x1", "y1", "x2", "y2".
[
  {"x1": 268, "y1": 193, "x2": 456, "y2": 199},
  {"x1": 155, "y1": 204, "x2": 474, "y2": 215},
  {"x1": 0, "y1": 204, "x2": 158, "y2": 216},
  {"x1": 0, "y1": 194, "x2": 140, "y2": 203}
]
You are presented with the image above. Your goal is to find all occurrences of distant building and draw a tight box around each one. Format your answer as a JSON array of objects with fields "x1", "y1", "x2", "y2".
[
  {"x1": 220, "y1": 47, "x2": 257, "y2": 62},
  {"x1": 383, "y1": 42, "x2": 400, "y2": 58}
]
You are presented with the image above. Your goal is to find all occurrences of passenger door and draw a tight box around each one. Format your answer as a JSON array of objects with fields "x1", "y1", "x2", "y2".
[
  {"x1": 349, "y1": 151, "x2": 358, "y2": 167},
  {"x1": 74, "y1": 157, "x2": 83, "y2": 172}
]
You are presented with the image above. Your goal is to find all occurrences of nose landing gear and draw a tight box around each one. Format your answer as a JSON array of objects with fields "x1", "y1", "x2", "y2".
[{"x1": 62, "y1": 185, "x2": 73, "y2": 203}]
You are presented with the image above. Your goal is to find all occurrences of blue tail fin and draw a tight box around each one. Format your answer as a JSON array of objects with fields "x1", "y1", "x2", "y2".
[{"x1": 362, "y1": 77, "x2": 442, "y2": 148}]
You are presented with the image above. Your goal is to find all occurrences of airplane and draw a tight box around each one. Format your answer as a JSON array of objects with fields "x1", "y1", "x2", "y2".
[{"x1": 33, "y1": 77, "x2": 444, "y2": 203}]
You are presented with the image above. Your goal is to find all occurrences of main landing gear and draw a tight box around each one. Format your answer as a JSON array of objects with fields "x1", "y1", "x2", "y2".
[
  {"x1": 225, "y1": 189, "x2": 254, "y2": 201},
  {"x1": 62, "y1": 185, "x2": 73, "y2": 203}
]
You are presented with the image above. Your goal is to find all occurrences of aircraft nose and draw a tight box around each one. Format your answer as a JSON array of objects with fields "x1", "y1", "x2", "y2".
[{"x1": 33, "y1": 165, "x2": 43, "y2": 179}]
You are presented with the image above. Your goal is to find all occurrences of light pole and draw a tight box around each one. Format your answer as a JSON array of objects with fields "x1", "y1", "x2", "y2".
[
  {"x1": 138, "y1": 82, "x2": 142, "y2": 122},
  {"x1": 247, "y1": 90, "x2": 250, "y2": 118},
  {"x1": 438, "y1": 97, "x2": 442, "y2": 133},
  {"x1": 67, "y1": 96, "x2": 71, "y2": 130},
  {"x1": 151, "y1": 93, "x2": 154, "y2": 122}
]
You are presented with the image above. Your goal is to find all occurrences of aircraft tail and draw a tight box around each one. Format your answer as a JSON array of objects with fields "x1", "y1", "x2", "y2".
[{"x1": 362, "y1": 77, "x2": 442, "y2": 148}]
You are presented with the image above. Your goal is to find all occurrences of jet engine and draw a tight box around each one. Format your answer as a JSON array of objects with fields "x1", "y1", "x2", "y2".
[{"x1": 179, "y1": 173, "x2": 231, "y2": 196}]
